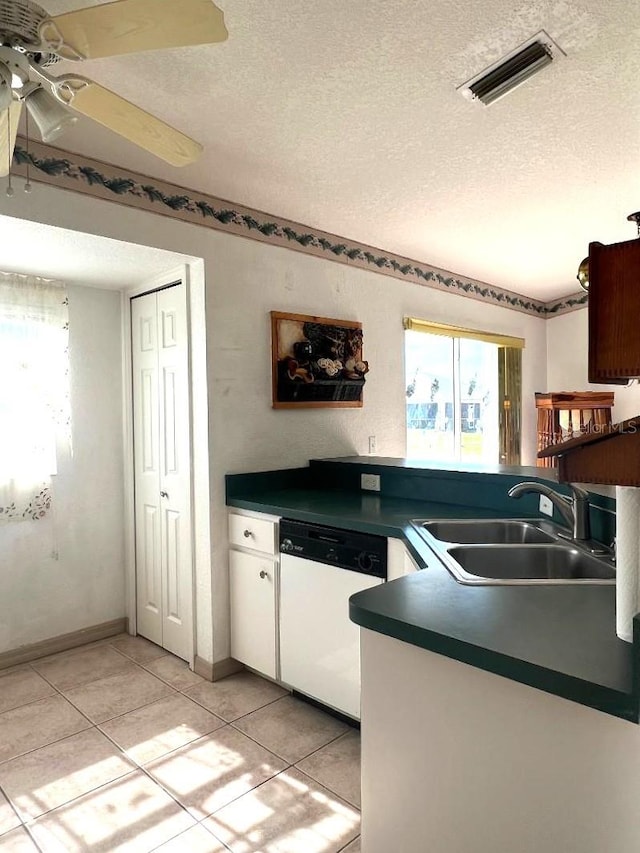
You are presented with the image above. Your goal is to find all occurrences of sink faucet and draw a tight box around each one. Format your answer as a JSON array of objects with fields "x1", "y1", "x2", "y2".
[{"x1": 507, "y1": 481, "x2": 591, "y2": 541}]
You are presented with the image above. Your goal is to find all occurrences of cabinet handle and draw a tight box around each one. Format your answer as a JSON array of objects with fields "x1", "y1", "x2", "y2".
[
  {"x1": 160, "y1": 490, "x2": 169, "y2": 499},
  {"x1": 259, "y1": 570, "x2": 268, "y2": 579},
  {"x1": 243, "y1": 529, "x2": 253, "y2": 538}
]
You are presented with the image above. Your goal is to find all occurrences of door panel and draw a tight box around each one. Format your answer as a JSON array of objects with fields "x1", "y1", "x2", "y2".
[
  {"x1": 157, "y1": 284, "x2": 193, "y2": 661},
  {"x1": 161, "y1": 308, "x2": 178, "y2": 348},
  {"x1": 132, "y1": 283, "x2": 193, "y2": 662},
  {"x1": 141, "y1": 369, "x2": 156, "y2": 472},
  {"x1": 132, "y1": 294, "x2": 162, "y2": 647},
  {"x1": 162, "y1": 367, "x2": 178, "y2": 475},
  {"x1": 164, "y1": 507, "x2": 181, "y2": 622},
  {"x1": 142, "y1": 504, "x2": 160, "y2": 613}
]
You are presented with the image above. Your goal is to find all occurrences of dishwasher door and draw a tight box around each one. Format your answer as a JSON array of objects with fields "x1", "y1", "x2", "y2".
[{"x1": 279, "y1": 553, "x2": 383, "y2": 719}]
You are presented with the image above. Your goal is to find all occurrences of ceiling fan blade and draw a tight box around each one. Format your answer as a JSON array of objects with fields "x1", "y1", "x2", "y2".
[
  {"x1": 40, "y1": 0, "x2": 228, "y2": 61},
  {"x1": 0, "y1": 102, "x2": 23, "y2": 178},
  {"x1": 58, "y1": 77, "x2": 201, "y2": 166}
]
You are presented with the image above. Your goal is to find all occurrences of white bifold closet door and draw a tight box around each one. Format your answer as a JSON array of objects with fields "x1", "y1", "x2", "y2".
[{"x1": 131, "y1": 283, "x2": 193, "y2": 662}]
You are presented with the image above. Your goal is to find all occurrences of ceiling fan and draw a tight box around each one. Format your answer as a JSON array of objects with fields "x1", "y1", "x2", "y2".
[{"x1": 0, "y1": 0, "x2": 228, "y2": 175}]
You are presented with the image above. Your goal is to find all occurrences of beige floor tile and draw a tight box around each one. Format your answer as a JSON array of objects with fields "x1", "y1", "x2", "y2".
[
  {"x1": 144, "y1": 655, "x2": 205, "y2": 691},
  {"x1": 233, "y1": 695, "x2": 349, "y2": 764},
  {"x1": 0, "y1": 827, "x2": 39, "y2": 851},
  {"x1": 0, "y1": 791, "x2": 20, "y2": 836},
  {"x1": 204, "y1": 767, "x2": 360, "y2": 853},
  {"x1": 63, "y1": 667, "x2": 174, "y2": 724},
  {"x1": 152, "y1": 823, "x2": 227, "y2": 852},
  {"x1": 29, "y1": 770, "x2": 194, "y2": 852},
  {"x1": 108, "y1": 636, "x2": 168, "y2": 664},
  {"x1": 32, "y1": 646, "x2": 133, "y2": 691},
  {"x1": 341, "y1": 837, "x2": 361, "y2": 852},
  {"x1": 185, "y1": 672, "x2": 288, "y2": 722},
  {"x1": 0, "y1": 696, "x2": 91, "y2": 764},
  {"x1": 0, "y1": 669, "x2": 55, "y2": 715},
  {"x1": 0, "y1": 729, "x2": 135, "y2": 821},
  {"x1": 145, "y1": 726, "x2": 286, "y2": 820},
  {"x1": 296, "y1": 730, "x2": 361, "y2": 807},
  {"x1": 100, "y1": 694, "x2": 224, "y2": 765}
]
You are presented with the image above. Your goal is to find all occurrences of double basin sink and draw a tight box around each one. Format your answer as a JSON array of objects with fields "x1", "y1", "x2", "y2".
[{"x1": 410, "y1": 518, "x2": 616, "y2": 586}]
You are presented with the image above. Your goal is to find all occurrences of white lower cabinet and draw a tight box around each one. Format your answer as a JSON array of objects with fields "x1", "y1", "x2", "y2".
[
  {"x1": 228, "y1": 510, "x2": 419, "y2": 705},
  {"x1": 229, "y1": 550, "x2": 277, "y2": 679}
]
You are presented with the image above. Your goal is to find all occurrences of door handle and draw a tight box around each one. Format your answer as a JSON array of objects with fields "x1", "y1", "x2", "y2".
[
  {"x1": 259, "y1": 570, "x2": 268, "y2": 579},
  {"x1": 160, "y1": 490, "x2": 169, "y2": 499}
]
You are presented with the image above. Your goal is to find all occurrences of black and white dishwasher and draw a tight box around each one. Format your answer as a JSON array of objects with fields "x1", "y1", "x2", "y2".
[{"x1": 279, "y1": 518, "x2": 387, "y2": 720}]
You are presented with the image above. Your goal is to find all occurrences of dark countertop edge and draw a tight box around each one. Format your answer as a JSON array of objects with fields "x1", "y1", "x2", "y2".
[
  {"x1": 226, "y1": 487, "x2": 633, "y2": 723},
  {"x1": 350, "y1": 604, "x2": 639, "y2": 723},
  {"x1": 227, "y1": 496, "x2": 412, "y2": 538}
]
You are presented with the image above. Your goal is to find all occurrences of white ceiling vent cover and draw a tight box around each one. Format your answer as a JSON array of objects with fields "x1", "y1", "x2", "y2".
[{"x1": 458, "y1": 30, "x2": 565, "y2": 106}]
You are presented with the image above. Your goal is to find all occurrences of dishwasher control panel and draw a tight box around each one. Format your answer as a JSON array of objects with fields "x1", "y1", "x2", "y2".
[{"x1": 279, "y1": 519, "x2": 387, "y2": 579}]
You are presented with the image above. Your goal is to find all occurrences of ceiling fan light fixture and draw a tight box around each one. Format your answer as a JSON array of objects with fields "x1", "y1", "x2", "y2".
[
  {"x1": 25, "y1": 86, "x2": 77, "y2": 142},
  {"x1": 458, "y1": 30, "x2": 565, "y2": 106}
]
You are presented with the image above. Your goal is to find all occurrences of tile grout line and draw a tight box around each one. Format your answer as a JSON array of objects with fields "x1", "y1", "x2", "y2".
[
  {"x1": 0, "y1": 638, "x2": 217, "y2": 847},
  {"x1": 180, "y1": 687, "x2": 291, "y2": 723},
  {"x1": 0, "y1": 659, "x2": 178, "y2": 766},
  {"x1": 293, "y1": 763, "x2": 362, "y2": 812},
  {"x1": 1, "y1": 638, "x2": 361, "y2": 849}
]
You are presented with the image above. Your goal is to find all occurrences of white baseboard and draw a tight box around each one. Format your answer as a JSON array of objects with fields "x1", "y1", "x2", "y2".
[{"x1": 0, "y1": 618, "x2": 128, "y2": 670}]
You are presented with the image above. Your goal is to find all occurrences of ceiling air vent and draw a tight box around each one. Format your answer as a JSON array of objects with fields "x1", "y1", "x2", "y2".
[{"x1": 458, "y1": 30, "x2": 565, "y2": 106}]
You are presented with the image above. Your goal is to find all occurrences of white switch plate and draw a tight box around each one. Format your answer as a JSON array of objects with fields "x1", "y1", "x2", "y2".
[
  {"x1": 539, "y1": 494, "x2": 554, "y2": 517},
  {"x1": 361, "y1": 473, "x2": 381, "y2": 492},
  {"x1": 368, "y1": 435, "x2": 377, "y2": 454}
]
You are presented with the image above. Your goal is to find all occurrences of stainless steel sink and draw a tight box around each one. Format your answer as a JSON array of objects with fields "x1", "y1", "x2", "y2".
[
  {"x1": 409, "y1": 517, "x2": 616, "y2": 585},
  {"x1": 446, "y1": 545, "x2": 616, "y2": 585},
  {"x1": 415, "y1": 519, "x2": 557, "y2": 545}
]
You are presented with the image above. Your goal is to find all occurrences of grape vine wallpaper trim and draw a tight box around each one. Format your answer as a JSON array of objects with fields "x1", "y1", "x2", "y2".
[{"x1": 11, "y1": 138, "x2": 586, "y2": 319}]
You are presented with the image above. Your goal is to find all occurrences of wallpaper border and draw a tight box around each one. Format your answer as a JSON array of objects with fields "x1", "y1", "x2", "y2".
[{"x1": 10, "y1": 139, "x2": 586, "y2": 319}]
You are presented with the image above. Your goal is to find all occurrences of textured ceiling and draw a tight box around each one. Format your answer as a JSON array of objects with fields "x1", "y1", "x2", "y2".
[
  {"x1": 17, "y1": 0, "x2": 640, "y2": 299},
  {"x1": 0, "y1": 215, "x2": 193, "y2": 287}
]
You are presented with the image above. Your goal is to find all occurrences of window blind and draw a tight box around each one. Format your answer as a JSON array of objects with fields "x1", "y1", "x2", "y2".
[{"x1": 403, "y1": 317, "x2": 525, "y2": 349}]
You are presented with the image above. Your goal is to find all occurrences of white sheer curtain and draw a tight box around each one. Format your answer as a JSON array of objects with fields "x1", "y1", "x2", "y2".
[{"x1": 0, "y1": 272, "x2": 69, "y2": 522}]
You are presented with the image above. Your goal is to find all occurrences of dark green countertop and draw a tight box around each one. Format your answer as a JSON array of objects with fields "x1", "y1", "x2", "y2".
[{"x1": 227, "y1": 468, "x2": 636, "y2": 723}]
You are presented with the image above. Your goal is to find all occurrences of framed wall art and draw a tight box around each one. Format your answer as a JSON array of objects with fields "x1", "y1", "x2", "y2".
[{"x1": 271, "y1": 311, "x2": 369, "y2": 409}]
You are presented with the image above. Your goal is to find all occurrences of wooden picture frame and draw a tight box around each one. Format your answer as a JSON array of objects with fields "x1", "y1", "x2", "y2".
[{"x1": 271, "y1": 311, "x2": 368, "y2": 409}]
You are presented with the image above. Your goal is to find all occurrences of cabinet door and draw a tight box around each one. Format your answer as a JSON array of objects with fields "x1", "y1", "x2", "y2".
[
  {"x1": 229, "y1": 550, "x2": 277, "y2": 679},
  {"x1": 589, "y1": 238, "x2": 640, "y2": 382}
]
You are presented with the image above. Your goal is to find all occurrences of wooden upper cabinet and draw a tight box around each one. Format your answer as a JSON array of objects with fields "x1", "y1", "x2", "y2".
[{"x1": 588, "y1": 238, "x2": 640, "y2": 382}]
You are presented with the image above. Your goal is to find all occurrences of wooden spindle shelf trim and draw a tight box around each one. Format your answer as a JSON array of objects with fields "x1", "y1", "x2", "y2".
[{"x1": 537, "y1": 413, "x2": 640, "y2": 486}]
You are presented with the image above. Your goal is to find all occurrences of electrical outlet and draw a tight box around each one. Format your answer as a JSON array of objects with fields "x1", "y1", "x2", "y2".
[
  {"x1": 368, "y1": 435, "x2": 377, "y2": 454},
  {"x1": 539, "y1": 494, "x2": 554, "y2": 517},
  {"x1": 361, "y1": 473, "x2": 381, "y2": 492}
]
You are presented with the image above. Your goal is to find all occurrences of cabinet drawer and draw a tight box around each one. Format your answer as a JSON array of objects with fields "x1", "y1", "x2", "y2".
[{"x1": 229, "y1": 513, "x2": 277, "y2": 554}]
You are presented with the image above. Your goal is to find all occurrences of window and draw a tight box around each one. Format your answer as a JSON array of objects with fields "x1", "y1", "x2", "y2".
[
  {"x1": 0, "y1": 274, "x2": 69, "y2": 521},
  {"x1": 404, "y1": 318, "x2": 523, "y2": 465}
]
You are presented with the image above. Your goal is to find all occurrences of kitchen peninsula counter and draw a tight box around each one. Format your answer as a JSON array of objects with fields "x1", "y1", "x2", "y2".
[{"x1": 226, "y1": 457, "x2": 636, "y2": 723}]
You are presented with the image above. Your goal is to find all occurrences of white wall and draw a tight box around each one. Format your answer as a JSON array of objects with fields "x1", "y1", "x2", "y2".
[
  {"x1": 361, "y1": 628, "x2": 640, "y2": 853},
  {"x1": 0, "y1": 284, "x2": 125, "y2": 654},
  {"x1": 546, "y1": 308, "x2": 640, "y2": 422},
  {"x1": 0, "y1": 185, "x2": 547, "y2": 664}
]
